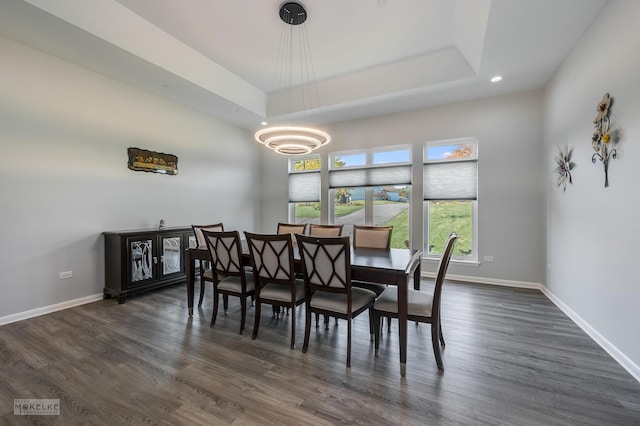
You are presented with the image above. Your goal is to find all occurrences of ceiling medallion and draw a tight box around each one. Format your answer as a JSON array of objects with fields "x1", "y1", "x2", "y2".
[{"x1": 254, "y1": 2, "x2": 330, "y2": 156}]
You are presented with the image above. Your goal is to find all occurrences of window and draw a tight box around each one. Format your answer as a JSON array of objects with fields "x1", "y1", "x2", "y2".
[
  {"x1": 329, "y1": 147, "x2": 411, "y2": 248},
  {"x1": 288, "y1": 155, "x2": 321, "y2": 226},
  {"x1": 424, "y1": 138, "x2": 478, "y2": 260}
]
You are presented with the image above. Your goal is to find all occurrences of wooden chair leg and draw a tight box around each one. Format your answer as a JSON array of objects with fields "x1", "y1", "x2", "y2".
[
  {"x1": 211, "y1": 289, "x2": 219, "y2": 327},
  {"x1": 290, "y1": 306, "x2": 296, "y2": 349},
  {"x1": 346, "y1": 318, "x2": 352, "y2": 368},
  {"x1": 198, "y1": 281, "x2": 206, "y2": 307},
  {"x1": 239, "y1": 297, "x2": 246, "y2": 335},
  {"x1": 303, "y1": 304, "x2": 311, "y2": 353},
  {"x1": 198, "y1": 263, "x2": 206, "y2": 307},
  {"x1": 223, "y1": 295, "x2": 229, "y2": 315},
  {"x1": 252, "y1": 301, "x2": 261, "y2": 340},
  {"x1": 368, "y1": 308, "x2": 375, "y2": 341},
  {"x1": 373, "y1": 312, "x2": 381, "y2": 356},
  {"x1": 431, "y1": 321, "x2": 444, "y2": 371}
]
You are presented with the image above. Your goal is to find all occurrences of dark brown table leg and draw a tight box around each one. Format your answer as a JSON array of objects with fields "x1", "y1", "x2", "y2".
[
  {"x1": 186, "y1": 249, "x2": 194, "y2": 316},
  {"x1": 397, "y1": 275, "x2": 408, "y2": 377}
]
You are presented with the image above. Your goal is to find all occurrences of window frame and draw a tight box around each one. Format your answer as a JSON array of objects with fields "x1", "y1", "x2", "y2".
[
  {"x1": 423, "y1": 137, "x2": 478, "y2": 262},
  {"x1": 329, "y1": 145, "x2": 412, "y2": 246},
  {"x1": 288, "y1": 154, "x2": 321, "y2": 223}
]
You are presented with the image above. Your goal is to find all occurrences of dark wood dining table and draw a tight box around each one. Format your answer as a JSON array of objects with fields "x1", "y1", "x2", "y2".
[{"x1": 185, "y1": 244, "x2": 423, "y2": 377}]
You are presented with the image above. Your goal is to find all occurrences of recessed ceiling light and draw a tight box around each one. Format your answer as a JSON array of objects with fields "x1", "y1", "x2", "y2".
[
  {"x1": 491, "y1": 76, "x2": 503, "y2": 83},
  {"x1": 261, "y1": 121, "x2": 268, "y2": 126}
]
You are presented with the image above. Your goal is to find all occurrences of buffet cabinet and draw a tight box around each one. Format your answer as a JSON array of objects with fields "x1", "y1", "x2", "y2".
[{"x1": 104, "y1": 227, "x2": 196, "y2": 303}]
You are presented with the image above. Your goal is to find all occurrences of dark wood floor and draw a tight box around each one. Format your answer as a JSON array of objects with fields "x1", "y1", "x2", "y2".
[{"x1": 1, "y1": 280, "x2": 639, "y2": 425}]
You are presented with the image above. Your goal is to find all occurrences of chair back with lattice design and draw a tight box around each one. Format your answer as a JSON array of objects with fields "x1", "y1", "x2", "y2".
[
  {"x1": 353, "y1": 225, "x2": 393, "y2": 249},
  {"x1": 192, "y1": 223, "x2": 224, "y2": 247},
  {"x1": 295, "y1": 235, "x2": 351, "y2": 295},
  {"x1": 201, "y1": 230, "x2": 244, "y2": 280},
  {"x1": 244, "y1": 232, "x2": 295, "y2": 287}
]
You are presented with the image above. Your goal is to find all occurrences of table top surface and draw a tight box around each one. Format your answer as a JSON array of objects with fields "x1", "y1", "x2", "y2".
[{"x1": 188, "y1": 244, "x2": 422, "y2": 273}]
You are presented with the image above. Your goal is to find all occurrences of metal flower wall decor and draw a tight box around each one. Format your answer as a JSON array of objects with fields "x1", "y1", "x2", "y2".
[
  {"x1": 591, "y1": 93, "x2": 619, "y2": 187},
  {"x1": 554, "y1": 145, "x2": 575, "y2": 191}
]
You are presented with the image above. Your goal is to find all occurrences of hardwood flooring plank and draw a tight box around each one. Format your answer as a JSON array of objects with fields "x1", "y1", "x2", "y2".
[{"x1": 1, "y1": 281, "x2": 639, "y2": 425}]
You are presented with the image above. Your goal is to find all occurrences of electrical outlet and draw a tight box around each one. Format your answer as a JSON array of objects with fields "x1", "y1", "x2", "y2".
[
  {"x1": 483, "y1": 256, "x2": 493, "y2": 262},
  {"x1": 59, "y1": 271, "x2": 73, "y2": 279}
]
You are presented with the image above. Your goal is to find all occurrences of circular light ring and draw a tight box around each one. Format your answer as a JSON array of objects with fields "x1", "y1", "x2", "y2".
[
  {"x1": 255, "y1": 126, "x2": 331, "y2": 145},
  {"x1": 264, "y1": 135, "x2": 321, "y2": 151},
  {"x1": 273, "y1": 143, "x2": 314, "y2": 155},
  {"x1": 254, "y1": 126, "x2": 331, "y2": 155}
]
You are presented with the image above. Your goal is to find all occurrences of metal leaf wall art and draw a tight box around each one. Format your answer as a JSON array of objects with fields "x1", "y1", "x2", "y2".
[
  {"x1": 554, "y1": 145, "x2": 575, "y2": 192},
  {"x1": 591, "y1": 93, "x2": 619, "y2": 187}
]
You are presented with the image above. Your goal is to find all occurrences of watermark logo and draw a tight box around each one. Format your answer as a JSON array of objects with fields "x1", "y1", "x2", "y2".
[{"x1": 14, "y1": 399, "x2": 60, "y2": 416}]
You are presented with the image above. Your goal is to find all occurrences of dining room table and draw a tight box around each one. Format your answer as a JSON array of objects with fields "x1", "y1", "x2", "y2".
[{"x1": 185, "y1": 242, "x2": 423, "y2": 377}]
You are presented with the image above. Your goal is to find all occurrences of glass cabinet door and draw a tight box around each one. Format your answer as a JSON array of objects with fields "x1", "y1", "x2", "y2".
[
  {"x1": 130, "y1": 239, "x2": 154, "y2": 282},
  {"x1": 161, "y1": 235, "x2": 182, "y2": 275}
]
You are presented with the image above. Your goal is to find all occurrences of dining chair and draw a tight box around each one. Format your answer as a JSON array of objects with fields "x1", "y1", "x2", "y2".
[
  {"x1": 351, "y1": 225, "x2": 397, "y2": 333},
  {"x1": 307, "y1": 223, "x2": 344, "y2": 327},
  {"x1": 277, "y1": 222, "x2": 308, "y2": 236},
  {"x1": 191, "y1": 223, "x2": 225, "y2": 307},
  {"x1": 352, "y1": 225, "x2": 393, "y2": 250},
  {"x1": 351, "y1": 225, "x2": 394, "y2": 301},
  {"x1": 308, "y1": 223, "x2": 344, "y2": 237},
  {"x1": 245, "y1": 232, "x2": 305, "y2": 349},
  {"x1": 372, "y1": 232, "x2": 458, "y2": 371},
  {"x1": 295, "y1": 234, "x2": 377, "y2": 368},
  {"x1": 202, "y1": 230, "x2": 255, "y2": 334},
  {"x1": 276, "y1": 222, "x2": 308, "y2": 316}
]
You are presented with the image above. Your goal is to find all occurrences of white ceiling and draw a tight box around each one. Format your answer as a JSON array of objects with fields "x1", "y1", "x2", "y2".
[{"x1": 0, "y1": 0, "x2": 607, "y2": 130}]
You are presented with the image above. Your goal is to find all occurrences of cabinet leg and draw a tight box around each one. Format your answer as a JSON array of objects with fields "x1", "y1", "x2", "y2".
[
  {"x1": 103, "y1": 289, "x2": 112, "y2": 300},
  {"x1": 118, "y1": 296, "x2": 126, "y2": 304}
]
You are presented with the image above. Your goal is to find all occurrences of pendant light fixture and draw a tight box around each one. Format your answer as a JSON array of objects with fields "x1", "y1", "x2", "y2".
[{"x1": 254, "y1": 2, "x2": 331, "y2": 156}]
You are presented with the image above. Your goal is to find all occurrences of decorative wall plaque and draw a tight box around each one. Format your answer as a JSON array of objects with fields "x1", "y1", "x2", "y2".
[
  {"x1": 591, "y1": 93, "x2": 618, "y2": 187},
  {"x1": 127, "y1": 147, "x2": 178, "y2": 175}
]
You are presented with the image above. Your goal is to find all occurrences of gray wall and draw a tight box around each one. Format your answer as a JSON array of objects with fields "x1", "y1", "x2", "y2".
[
  {"x1": 544, "y1": 0, "x2": 640, "y2": 376},
  {"x1": 260, "y1": 90, "x2": 546, "y2": 285},
  {"x1": 0, "y1": 35, "x2": 260, "y2": 319}
]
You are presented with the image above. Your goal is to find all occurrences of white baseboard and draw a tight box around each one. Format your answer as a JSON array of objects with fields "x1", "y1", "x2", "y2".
[
  {"x1": 541, "y1": 286, "x2": 640, "y2": 383},
  {"x1": 422, "y1": 272, "x2": 542, "y2": 290},
  {"x1": 0, "y1": 293, "x2": 103, "y2": 326}
]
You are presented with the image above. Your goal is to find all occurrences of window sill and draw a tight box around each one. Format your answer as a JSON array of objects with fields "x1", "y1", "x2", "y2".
[{"x1": 422, "y1": 256, "x2": 480, "y2": 267}]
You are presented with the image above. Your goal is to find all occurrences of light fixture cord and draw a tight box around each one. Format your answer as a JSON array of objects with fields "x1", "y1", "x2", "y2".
[
  {"x1": 299, "y1": 20, "x2": 321, "y2": 119},
  {"x1": 272, "y1": 5, "x2": 322, "y2": 121}
]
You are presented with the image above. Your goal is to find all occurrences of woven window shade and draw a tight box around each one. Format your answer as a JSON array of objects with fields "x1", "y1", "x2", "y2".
[
  {"x1": 423, "y1": 161, "x2": 477, "y2": 200},
  {"x1": 329, "y1": 165, "x2": 411, "y2": 189},
  {"x1": 289, "y1": 172, "x2": 320, "y2": 202}
]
